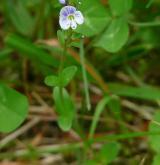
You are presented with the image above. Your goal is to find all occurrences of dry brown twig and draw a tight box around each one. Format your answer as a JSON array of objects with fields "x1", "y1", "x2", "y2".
[{"x1": 0, "y1": 117, "x2": 41, "y2": 149}]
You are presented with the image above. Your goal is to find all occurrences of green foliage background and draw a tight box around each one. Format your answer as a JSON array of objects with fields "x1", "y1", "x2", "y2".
[{"x1": 0, "y1": 0, "x2": 160, "y2": 164}]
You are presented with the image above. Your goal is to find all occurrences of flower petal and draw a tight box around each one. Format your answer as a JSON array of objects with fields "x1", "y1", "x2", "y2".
[
  {"x1": 60, "y1": 7, "x2": 68, "y2": 17},
  {"x1": 60, "y1": 6, "x2": 76, "y2": 17},
  {"x1": 59, "y1": 0, "x2": 66, "y2": 4},
  {"x1": 75, "y1": 11, "x2": 84, "y2": 25},
  {"x1": 59, "y1": 17, "x2": 70, "y2": 30},
  {"x1": 68, "y1": 6, "x2": 76, "y2": 14},
  {"x1": 70, "y1": 20, "x2": 77, "y2": 29},
  {"x1": 59, "y1": 6, "x2": 84, "y2": 30}
]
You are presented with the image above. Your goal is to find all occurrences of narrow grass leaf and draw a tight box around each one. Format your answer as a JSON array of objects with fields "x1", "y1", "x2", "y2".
[
  {"x1": 89, "y1": 95, "x2": 111, "y2": 139},
  {"x1": 149, "y1": 111, "x2": 160, "y2": 153},
  {"x1": 109, "y1": 83, "x2": 160, "y2": 101},
  {"x1": 5, "y1": 34, "x2": 58, "y2": 67}
]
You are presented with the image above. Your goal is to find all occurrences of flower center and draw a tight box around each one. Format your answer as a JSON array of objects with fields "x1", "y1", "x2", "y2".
[{"x1": 68, "y1": 14, "x2": 75, "y2": 20}]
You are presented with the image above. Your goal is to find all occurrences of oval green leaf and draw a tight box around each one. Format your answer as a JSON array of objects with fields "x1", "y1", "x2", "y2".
[
  {"x1": 95, "y1": 17, "x2": 129, "y2": 53},
  {"x1": 53, "y1": 87, "x2": 75, "y2": 131},
  {"x1": 60, "y1": 66, "x2": 77, "y2": 87},
  {"x1": 76, "y1": 0, "x2": 111, "y2": 37},
  {"x1": 109, "y1": 0, "x2": 133, "y2": 16},
  {"x1": 44, "y1": 75, "x2": 59, "y2": 87},
  {"x1": 0, "y1": 84, "x2": 29, "y2": 133}
]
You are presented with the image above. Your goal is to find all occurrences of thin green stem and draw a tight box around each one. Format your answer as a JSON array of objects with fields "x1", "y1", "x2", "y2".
[
  {"x1": 92, "y1": 131, "x2": 160, "y2": 143},
  {"x1": 80, "y1": 39, "x2": 91, "y2": 111},
  {"x1": 59, "y1": 41, "x2": 67, "y2": 74},
  {"x1": 58, "y1": 39, "x2": 67, "y2": 100},
  {"x1": 58, "y1": 30, "x2": 73, "y2": 99},
  {"x1": 129, "y1": 21, "x2": 160, "y2": 27},
  {"x1": 58, "y1": 30, "x2": 73, "y2": 74}
]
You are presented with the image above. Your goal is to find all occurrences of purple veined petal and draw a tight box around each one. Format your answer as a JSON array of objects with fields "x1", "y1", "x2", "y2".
[
  {"x1": 75, "y1": 11, "x2": 84, "y2": 25},
  {"x1": 67, "y1": 6, "x2": 76, "y2": 14},
  {"x1": 60, "y1": 6, "x2": 76, "y2": 17},
  {"x1": 59, "y1": 17, "x2": 70, "y2": 30},
  {"x1": 60, "y1": 7, "x2": 68, "y2": 17},
  {"x1": 59, "y1": 0, "x2": 66, "y2": 4},
  {"x1": 70, "y1": 20, "x2": 77, "y2": 29}
]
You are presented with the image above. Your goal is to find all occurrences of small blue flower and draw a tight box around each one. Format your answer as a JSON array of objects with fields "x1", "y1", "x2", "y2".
[
  {"x1": 59, "y1": 0, "x2": 66, "y2": 4},
  {"x1": 59, "y1": 6, "x2": 84, "y2": 30}
]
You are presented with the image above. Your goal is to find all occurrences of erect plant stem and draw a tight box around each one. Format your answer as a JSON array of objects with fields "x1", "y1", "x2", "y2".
[{"x1": 80, "y1": 38, "x2": 91, "y2": 111}]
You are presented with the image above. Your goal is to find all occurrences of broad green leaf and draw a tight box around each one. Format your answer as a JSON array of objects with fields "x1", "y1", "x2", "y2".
[
  {"x1": 98, "y1": 142, "x2": 121, "y2": 164},
  {"x1": 76, "y1": 0, "x2": 111, "y2": 36},
  {"x1": 109, "y1": 0, "x2": 133, "y2": 16},
  {"x1": 59, "y1": 66, "x2": 77, "y2": 87},
  {"x1": 44, "y1": 75, "x2": 59, "y2": 87},
  {"x1": 149, "y1": 111, "x2": 160, "y2": 153},
  {"x1": 95, "y1": 17, "x2": 129, "y2": 53},
  {"x1": 108, "y1": 83, "x2": 160, "y2": 101},
  {"x1": 53, "y1": 87, "x2": 75, "y2": 131},
  {"x1": 0, "y1": 84, "x2": 28, "y2": 133}
]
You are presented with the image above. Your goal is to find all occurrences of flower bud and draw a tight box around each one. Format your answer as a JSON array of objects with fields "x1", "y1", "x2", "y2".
[{"x1": 59, "y1": 0, "x2": 66, "y2": 4}]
